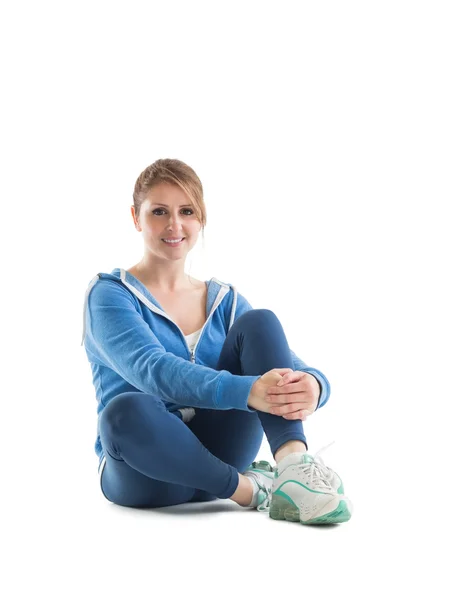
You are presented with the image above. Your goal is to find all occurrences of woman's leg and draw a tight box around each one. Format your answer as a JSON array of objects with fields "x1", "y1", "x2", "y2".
[
  {"x1": 185, "y1": 406, "x2": 265, "y2": 503},
  {"x1": 98, "y1": 308, "x2": 306, "y2": 508},
  {"x1": 215, "y1": 308, "x2": 308, "y2": 457},
  {"x1": 99, "y1": 392, "x2": 240, "y2": 508},
  {"x1": 184, "y1": 308, "x2": 308, "y2": 502}
]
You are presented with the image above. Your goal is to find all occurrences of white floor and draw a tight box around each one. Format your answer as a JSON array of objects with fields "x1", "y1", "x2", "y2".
[{"x1": 6, "y1": 412, "x2": 453, "y2": 600}]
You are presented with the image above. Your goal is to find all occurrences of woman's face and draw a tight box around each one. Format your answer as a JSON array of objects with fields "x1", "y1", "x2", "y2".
[{"x1": 132, "y1": 182, "x2": 202, "y2": 257}]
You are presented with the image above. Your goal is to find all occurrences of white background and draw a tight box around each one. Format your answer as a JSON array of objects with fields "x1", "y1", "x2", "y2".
[{"x1": 2, "y1": 1, "x2": 457, "y2": 598}]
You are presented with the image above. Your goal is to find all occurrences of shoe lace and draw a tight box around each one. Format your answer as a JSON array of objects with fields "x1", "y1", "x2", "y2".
[
  {"x1": 257, "y1": 484, "x2": 272, "y2": 512},
  {"x1": 310, "y1": 440, "x2": 336, "y2": 484},
  {"x1": 256, "y1": 441, "x2": 336, "y2": 513}
]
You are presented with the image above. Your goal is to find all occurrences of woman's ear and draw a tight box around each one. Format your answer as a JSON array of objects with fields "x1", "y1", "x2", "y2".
[{"x1": 131, "y1": 205, "x2": 141, "y2": 232}]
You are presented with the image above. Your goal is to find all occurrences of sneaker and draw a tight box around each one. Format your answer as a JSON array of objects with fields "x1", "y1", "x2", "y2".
[
  {"x1": 242, "y1": 460, "x2": 275, "y2": 509},
  {"x1": 267, "y1": 446, "x2": 353, "y2": 525}
]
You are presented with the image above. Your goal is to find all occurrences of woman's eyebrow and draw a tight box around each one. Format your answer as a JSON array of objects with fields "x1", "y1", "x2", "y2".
[{"x1": 151, "y1": 203, "x2": 192, "y2": 207}]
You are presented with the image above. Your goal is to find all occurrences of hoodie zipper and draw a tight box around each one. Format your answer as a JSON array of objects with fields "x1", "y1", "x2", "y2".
[
  {"x1": 117, "y1": 270, "x2": 229, "y2": 364},
  {"x1": 178, "y1": 285, "x2": 229, "y2": 363},
  {"x1": 181, "y1": 290, "x2": 227, "y2": 363}
]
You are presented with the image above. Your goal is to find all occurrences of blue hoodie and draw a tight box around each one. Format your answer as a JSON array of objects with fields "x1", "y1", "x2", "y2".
[{"x1": 81, "y1": 268, "x2": 331, "y2": 469}]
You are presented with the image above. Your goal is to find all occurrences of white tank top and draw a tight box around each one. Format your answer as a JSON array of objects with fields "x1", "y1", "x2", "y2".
[{"x1": 184, "y1": 327, "x2": 203, "y2": 353}]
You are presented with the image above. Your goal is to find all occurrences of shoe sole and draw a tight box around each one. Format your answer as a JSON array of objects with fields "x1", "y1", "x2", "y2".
[{"x1": 269, "y1": 494, "x2": 352, "y2": 525}]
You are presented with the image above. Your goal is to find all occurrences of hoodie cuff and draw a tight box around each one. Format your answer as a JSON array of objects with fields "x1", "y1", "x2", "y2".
[{"x1": 216, "y1": 371, "x2": 260, "y2": 412}]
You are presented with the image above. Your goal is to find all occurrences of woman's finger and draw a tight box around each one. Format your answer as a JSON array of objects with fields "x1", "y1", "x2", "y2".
[
  {"x1": 270, "y1": 402, "x2": 310, "y2": 415},
  {"x1": 282, "y1": 410, "x2": 308, "y2": 421},
  {"x1": 267, "y1": 387, "x2": 304, "y2": 401}
]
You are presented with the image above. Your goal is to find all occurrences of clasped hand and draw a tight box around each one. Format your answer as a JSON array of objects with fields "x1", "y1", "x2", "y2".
[{"x1": 266, "y1": 369, "x2": 320, "y2": 421}]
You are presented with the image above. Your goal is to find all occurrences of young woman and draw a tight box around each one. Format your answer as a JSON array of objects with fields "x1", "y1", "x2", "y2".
[{"x1": 81, "y1": 158, "x2": 352, "y2": 525}]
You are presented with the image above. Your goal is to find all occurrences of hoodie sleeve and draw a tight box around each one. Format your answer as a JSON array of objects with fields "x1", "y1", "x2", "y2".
[
  {"x1": 84, "y1": 279, "x2": 260, "y2": 411},
  {"x1": 232, "y1": 290, "x2": 331, "y2": 411}
]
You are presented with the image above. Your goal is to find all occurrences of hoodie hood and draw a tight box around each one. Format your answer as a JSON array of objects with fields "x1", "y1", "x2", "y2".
[{"x1": 81, "y1": 267, "x2": 239, "y2": 347}]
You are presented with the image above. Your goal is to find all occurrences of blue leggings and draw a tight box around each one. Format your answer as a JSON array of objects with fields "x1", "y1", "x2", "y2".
[{"x1": 99, "y1": 309, "x2": 308, "y2": 508}]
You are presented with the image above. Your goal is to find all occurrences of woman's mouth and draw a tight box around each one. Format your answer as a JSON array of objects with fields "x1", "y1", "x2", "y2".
[{"x1": 162, "y1": 238, "x2": 185, "y2": 246}]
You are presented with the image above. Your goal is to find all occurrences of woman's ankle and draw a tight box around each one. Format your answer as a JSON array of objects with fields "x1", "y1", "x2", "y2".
[
  {"x1": 229, "y1": 473, "x2": 255, "y2": 507},
  {"x1": 274, "y1": 440, "x2": 307, "y2": 465}
]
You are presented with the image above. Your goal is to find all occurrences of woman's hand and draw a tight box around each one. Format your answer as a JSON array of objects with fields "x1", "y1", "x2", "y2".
[
  {"x1": 247, "y1": 368, "x2": 294, "y2": 414},
  {"x1": 266, "y1": 371, "x2": 320, "y2": 420}
]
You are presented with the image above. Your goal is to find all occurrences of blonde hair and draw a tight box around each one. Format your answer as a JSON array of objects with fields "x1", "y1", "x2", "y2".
[{"x1": 133, "y1": 158, "x2": 207, "y2": 239}]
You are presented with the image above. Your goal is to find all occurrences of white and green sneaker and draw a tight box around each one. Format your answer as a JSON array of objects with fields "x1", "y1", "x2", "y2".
[
  {"x1": 266, "y1": 445, "x2": 353, "y2": 525},
  {"x1": 243, "y1": 460, "x2": 275, "y2": 510}
]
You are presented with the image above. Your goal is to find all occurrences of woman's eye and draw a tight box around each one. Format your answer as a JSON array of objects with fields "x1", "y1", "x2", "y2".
[{"x1": 152, "y1": 209, "x2": 193, "y2": 215}]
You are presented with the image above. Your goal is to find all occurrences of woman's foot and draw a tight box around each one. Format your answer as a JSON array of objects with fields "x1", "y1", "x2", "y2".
[
  {"x1": 237, "y1": 461, "x2": 275, "y2": 509},
  {"x1": 269, "y1": 448, "x2": 353, "y2": 525}
]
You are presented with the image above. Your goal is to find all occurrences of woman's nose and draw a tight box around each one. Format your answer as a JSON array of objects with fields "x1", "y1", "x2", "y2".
[{"x1": 167, "y1": 214, "x2": 185, "y2": 228}]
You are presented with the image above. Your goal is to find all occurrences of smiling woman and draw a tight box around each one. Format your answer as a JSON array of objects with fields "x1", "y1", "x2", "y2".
[
  {"x1": 127, "y1": 160, "x2": 207, "y2": 293},
  {"x1": 82, "y1": 157, "x2": 349, "y2": 525}
]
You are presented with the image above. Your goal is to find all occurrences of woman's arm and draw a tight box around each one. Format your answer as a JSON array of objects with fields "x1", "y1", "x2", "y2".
[{"x1": 84, "y1": 278, "x2": 260, "y2": 411}]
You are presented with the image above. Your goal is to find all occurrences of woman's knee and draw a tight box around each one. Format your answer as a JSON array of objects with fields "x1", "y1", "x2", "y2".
[
  {"x1": 236, "y1": 309, "x2": 286, "y2": 340},
  {"x1": 100, "y1": 392, "x2": 166, "y2": 439},
  {"x1": 236, "y1": 308, "x2": 278, "y2": 327}
]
